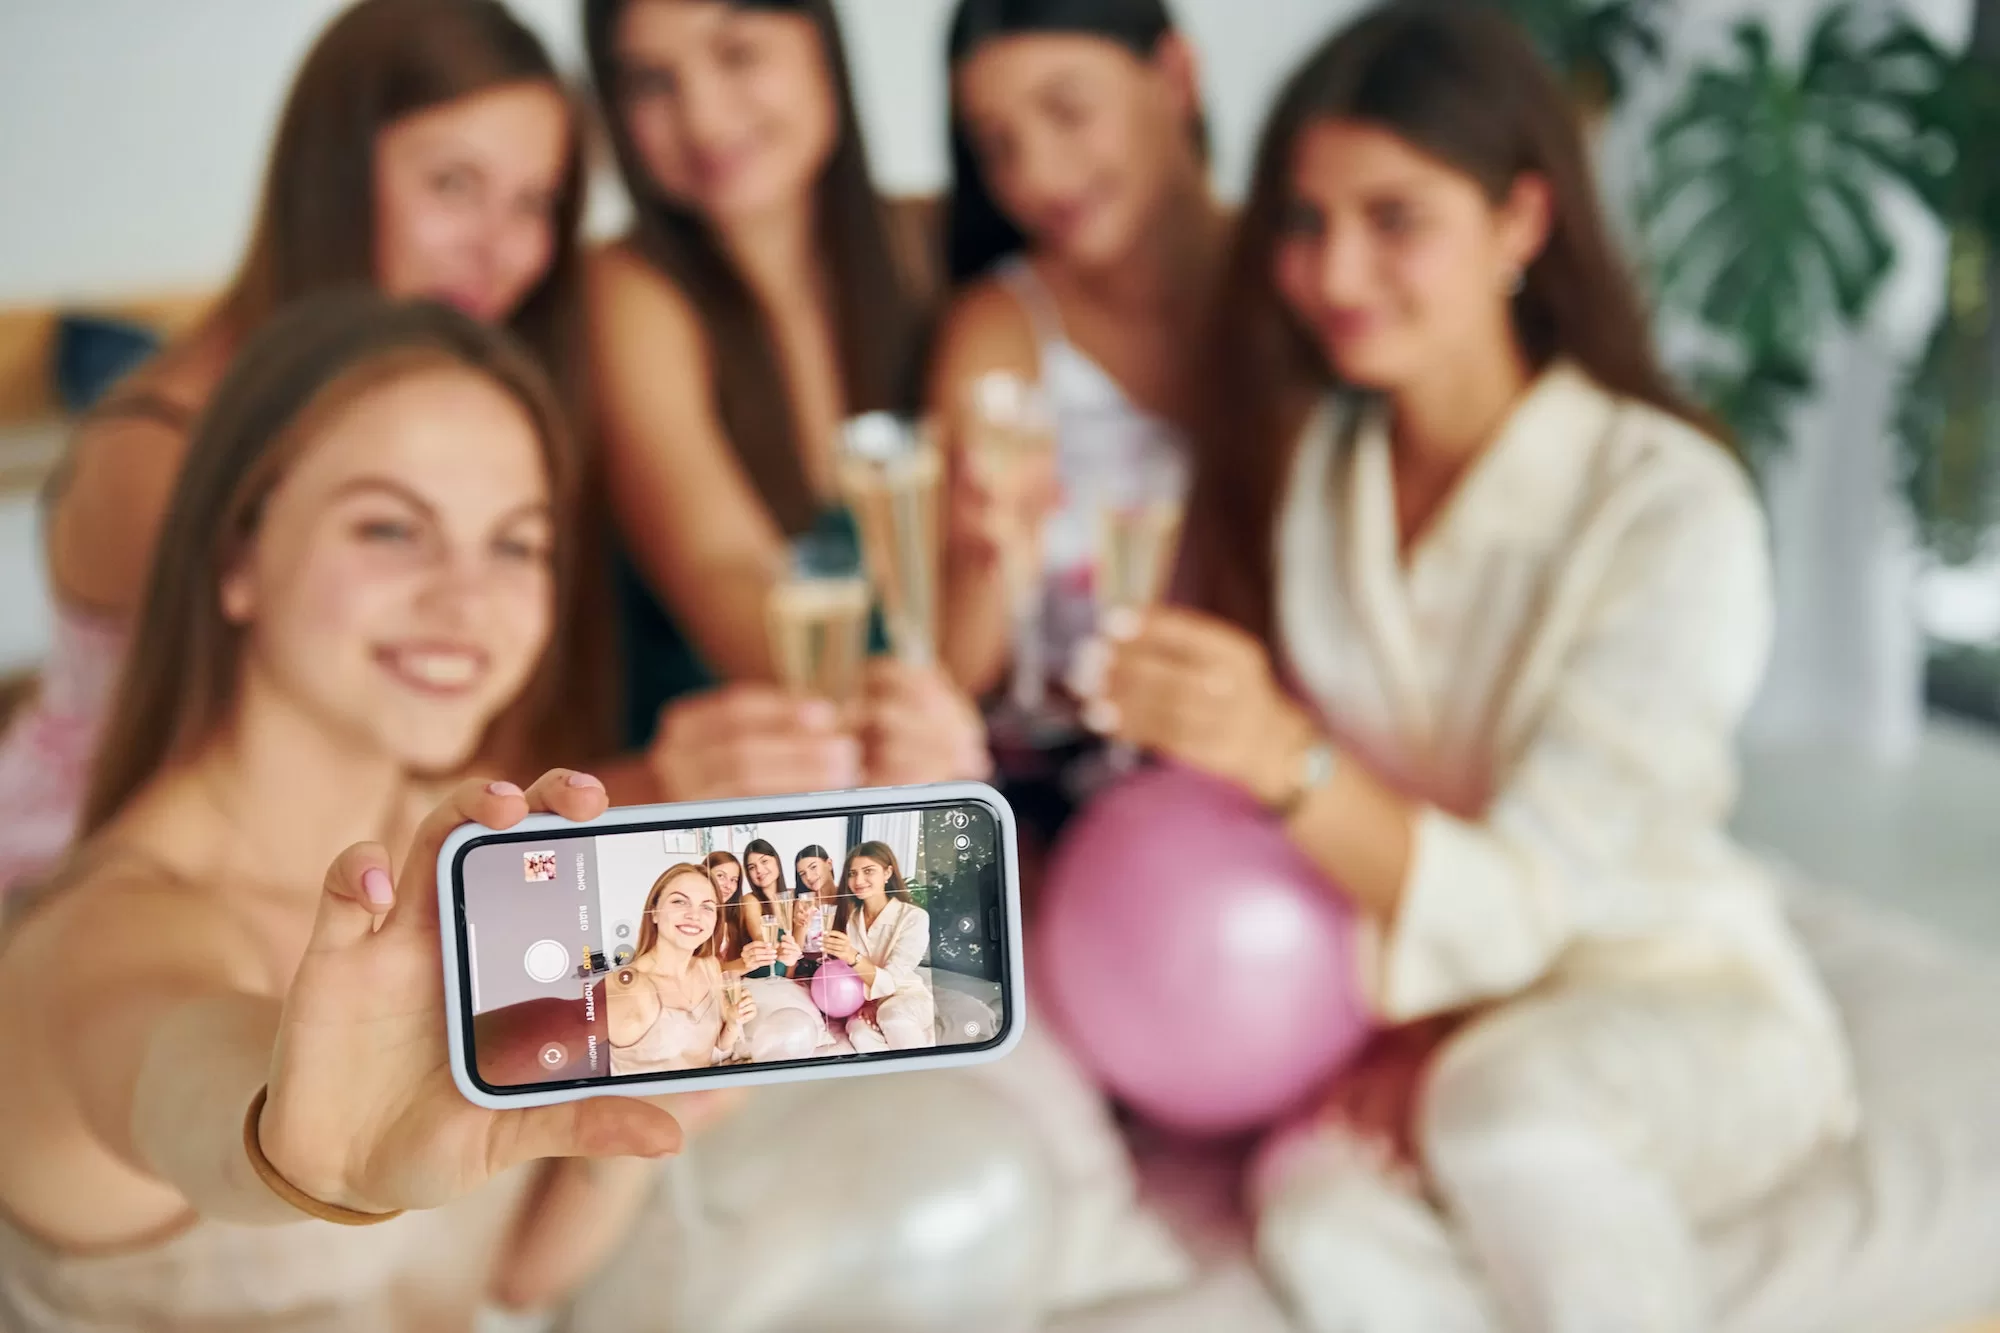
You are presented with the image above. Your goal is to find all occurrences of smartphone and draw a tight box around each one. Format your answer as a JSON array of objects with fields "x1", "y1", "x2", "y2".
[{"x1": 437, "y1": 782, "x2": 1024, "y2": 1109}]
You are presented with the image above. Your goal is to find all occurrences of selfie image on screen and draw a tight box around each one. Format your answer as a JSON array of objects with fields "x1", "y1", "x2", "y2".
[{"x1": 456, "y1": 803, "x2": 1004, "y2": 1090}]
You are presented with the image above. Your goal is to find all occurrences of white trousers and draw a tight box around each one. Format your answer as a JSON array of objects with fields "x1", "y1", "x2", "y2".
[
  {"x1": 1257, "y1": 977, "x2": 1847, "y2": 1333},
  {"x1": 846, "y1": 990, "x2": 938, "y2": 1052}
]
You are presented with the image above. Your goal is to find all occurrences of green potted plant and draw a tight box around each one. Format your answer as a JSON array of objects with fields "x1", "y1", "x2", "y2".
[
  {"x1": 1640, "y1": 5, "x2": 1944, "y2": 465},
  {"x1": 1485, "y1": 0, "x2": 1670, "y2": 123}
]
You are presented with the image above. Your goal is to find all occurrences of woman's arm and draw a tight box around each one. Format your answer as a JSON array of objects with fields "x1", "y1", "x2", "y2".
[
  {"x1": 3, "y1": 775, "x2": 687, "y2": 1252},
  {"x1": 47, "y1": 413, "x2": 194, "y2": 615},
  {"x1": 489, "y1": 1157, "x2": 659, "y2": 1312},
  {"x1": 1097, "y1": 465, "x2": 1773, "y2": 1024},
  {"x1": 929, "y1": 282, "x2": 1047, "y2": 697},
  {"x1": 588, "y1": 245, "x2": 792, "y2": 682},
  {"x1": 4, "y1": 881, "x2": 310, "y2": 1241}
]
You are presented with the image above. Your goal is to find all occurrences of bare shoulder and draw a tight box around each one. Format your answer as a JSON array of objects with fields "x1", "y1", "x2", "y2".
[
  {"x1": 2, "y1": 860, "x2": 268, "y2": 1005},
  {"x1": 584, "y1": 241, "x2": 711, "y2": 379},
  {"x1": 587, "y1": 241, "x2": 699, "y2": 326},
  {"x1": 931, "y1": 276, "x2": 1040, "y2": 389}
]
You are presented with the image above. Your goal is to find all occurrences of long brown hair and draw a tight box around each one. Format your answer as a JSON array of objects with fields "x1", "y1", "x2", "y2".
[
  {"x1": 1183, "y1": 1, "x2": 1714, "y2": 643},
  {"x1": 220, "y1": 0, "x2": 587, "y2": 417},
  {"x1": 734, "y1": 838, "x2": 789, "y2": 943},
  {"x1": 81, "y1": 295, "x2": 582, "y2": 835},
  {"x1": 703, "y1": 849, "x2": 747, "y2": 956},
  {"x1": 944, "y1": 0, "x2": 1209, "y2": 283},
  {"x1": 583, "y1": 0, "x2": 927, "y2": 534},
  {"x1": 635, "y1": 862, "x2": 724, "y2": 963},
  {"x1": 834, "y1": 840, "x2": 911, "y2": 935}
]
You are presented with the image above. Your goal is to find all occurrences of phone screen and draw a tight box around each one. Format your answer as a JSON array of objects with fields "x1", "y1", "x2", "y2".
[{"x1": 451, "y1": 798, "x2": 1008, "y2": 1092}]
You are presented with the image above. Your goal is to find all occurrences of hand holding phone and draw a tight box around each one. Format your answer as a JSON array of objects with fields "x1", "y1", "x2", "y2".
[
  {"x1": 262, "y1": 771, "x2": 687, "y2": 1218},
  {"x1": 439, "y1": 783, "x2": 1025, "y2": 1107}
]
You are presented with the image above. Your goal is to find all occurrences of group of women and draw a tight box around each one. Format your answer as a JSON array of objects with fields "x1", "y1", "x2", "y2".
[
  {"x1": 0, "y1": 0, "x2": 1857, "y2": 1330},
  {"x1": 607, "y1": 838, "x2": 935, "y2": 1073}
]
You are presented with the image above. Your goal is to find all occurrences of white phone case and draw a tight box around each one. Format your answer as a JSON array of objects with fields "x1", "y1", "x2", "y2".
[{"x1": 437, "y1": 781, "x2": 1026, "y2": 1110}]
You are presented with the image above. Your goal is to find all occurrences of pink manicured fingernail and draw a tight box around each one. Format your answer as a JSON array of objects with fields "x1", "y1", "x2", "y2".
[
  {"x1": 799, "y1": 699, "x2": 837, "y2": 729},
  {"x1": 566, "y1": 771, "x2": 603, "y2": 789},
  {"x1": 487, "y1": 781, "x2": 523, "y2": 797},
  {"x1": 1082, "y1": 699, "x2": 1121, "y2": 735},
  {"x1": 1103, "y1": 607, "x2": 1142, "y2": 641},
  {"x1": 361, "y1": 867, "x2": 393, "y2": 906}
]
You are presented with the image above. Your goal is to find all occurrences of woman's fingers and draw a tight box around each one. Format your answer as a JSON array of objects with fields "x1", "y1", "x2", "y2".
[
  {"x1": 675, "y1": 734, "x2": 861, "y2": 802},
  {"x1": 663, "y1": 684, "x2": 839, "y2": 751},
  {"x1": 308, "y1": 842, "x2": 398, "y2": 955},
  {"x1": 374, "y1": 777, "x2": 534, "y2": 940},
  {"x1": 518, "y1": 768, "x2": 610, "y2": 824},
  {"x1": 492, "y1": 1098, "x2": 683, "y2": 1174}
]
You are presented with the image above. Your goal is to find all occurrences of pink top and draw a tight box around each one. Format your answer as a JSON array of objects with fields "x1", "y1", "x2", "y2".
[{"x1": 0, "y1": 603, "x2": 127, "y2": 897}]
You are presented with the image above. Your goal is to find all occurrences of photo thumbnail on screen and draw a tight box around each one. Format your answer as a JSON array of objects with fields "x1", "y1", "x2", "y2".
[{"x1": 458, "y1": 802, "x2": 1005, "y2": 1089}]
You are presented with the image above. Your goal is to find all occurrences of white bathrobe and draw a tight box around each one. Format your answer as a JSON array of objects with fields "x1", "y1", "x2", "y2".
[
  {"x1": 843, "y1": 898, "x2": 937, "y2": 1052},
  {"x1": 1255, "y1": 364, "x2": 1858, "y2": 1333}
]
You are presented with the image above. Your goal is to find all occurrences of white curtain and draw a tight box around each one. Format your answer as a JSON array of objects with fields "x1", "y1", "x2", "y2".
[{"x1": 860, "y1": 811, "x2": 921, "y2": 882}]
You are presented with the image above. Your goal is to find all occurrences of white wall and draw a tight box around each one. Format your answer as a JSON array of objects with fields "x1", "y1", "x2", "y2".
[{"x1": 0, "y1": 0, "x2": 1345, "y2": 304}]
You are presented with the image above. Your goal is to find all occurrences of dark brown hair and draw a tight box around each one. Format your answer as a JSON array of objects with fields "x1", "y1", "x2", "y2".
[
  {"x1": 583, "y1": 0, "x2": 927, "y2": 534},
  {"x1": 636, "y1": 863, "x2": 724, "y2": 963},
  {"x1": 834, "y1": 840, "x2": 911, "y2": 935},
  {"x1": 944, "y1": 0, "x2": 1209, "y2": 283},
  {"x1": 1183, "y1": 1, "x2": 1714, "y2": 642},
  {"x1": 82, "y1": 295, "x2": 583, "y2": 835},
  {"x1": 220, "y1": 0, "x2": 587, "y2": 416}
]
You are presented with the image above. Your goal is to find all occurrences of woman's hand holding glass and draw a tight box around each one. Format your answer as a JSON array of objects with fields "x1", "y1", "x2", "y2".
[
  {"x1": 822, "y1": 929, "x2": 860, "y2": 967},
  {"x1": 857, "y1": 658, "x2": 993, "y2": 786},
  {"x1": 649, "y1": 685, "x2": 862, "y2": 802},
  {"x1": 1072, "y1": 607, "x2": 1317, "y2": 807},
  {"x1": 948, "y1": 433, "x2": 1062, "y2": 574},
  {"x1": 727, "y1": 984, "x2": 758, "y2": 1030},
  {"x1": 738, "y1": 939, "x2": 781, "y2": 973},
  {"x1": 258, "y1": 771, "x2": 685, "y2": 1219},
  {"x1": 775, "y1": 936, "x2": 803, "y2": 969}
]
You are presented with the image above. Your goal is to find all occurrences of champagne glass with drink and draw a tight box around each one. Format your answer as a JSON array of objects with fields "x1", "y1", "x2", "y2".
[
  {"x1": 766, "y1": 567, "x2": 871, "y2": 706},
  {"x1": 838, "y1": 412, "x2": 942, "y2": 668},
  {"x1": 965, "y1": 372, "x2": 1059, "y2": 735},
  {"x1": 1095, "y1": 430, "x2": 1188, "y2": 772}
]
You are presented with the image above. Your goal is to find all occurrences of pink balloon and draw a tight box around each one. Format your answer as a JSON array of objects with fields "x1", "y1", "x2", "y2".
[
  {"x1": 811, "y1": 958, "x2": 867, "y2": 1020},
  {"x1": 1036, "y1": 764, "x2": 1372, "y2": 1136}
]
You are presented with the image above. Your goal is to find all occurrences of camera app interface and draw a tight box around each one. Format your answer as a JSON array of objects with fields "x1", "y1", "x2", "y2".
[{"x1": 458, "y1": 803, "x2": 1004, "y2": 1089}]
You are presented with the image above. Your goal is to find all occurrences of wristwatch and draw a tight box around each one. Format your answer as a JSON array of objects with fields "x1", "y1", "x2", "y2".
[{"x1": 1271, "y1": 735, "x2": 1337, "y2": 819}]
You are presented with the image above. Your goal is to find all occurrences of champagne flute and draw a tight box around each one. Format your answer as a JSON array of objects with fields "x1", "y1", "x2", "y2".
[
  {"x1": 839, "y1": 412, "x2": 943, "y2": 668},
  {"x1": 966, "y1": 372, "x2": 1058, "y2": 727},
  {"x1": 1094, "y1": 434, "x2": 1188, "y2": 772},
  {"x1": 766, "y1": 571, "x2": 871, "y2": 704},
  {"x1": 720, "y1": 971, "x2": 747, "y2": 1061}
]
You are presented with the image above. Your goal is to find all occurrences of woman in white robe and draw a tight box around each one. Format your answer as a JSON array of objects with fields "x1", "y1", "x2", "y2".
[
  {"x1": 1075, "y1": 7, "x2": 1856, "y2": 1331},
  {"x1": 826, "y1": 842, "x2": 938, "y2": 1052}
]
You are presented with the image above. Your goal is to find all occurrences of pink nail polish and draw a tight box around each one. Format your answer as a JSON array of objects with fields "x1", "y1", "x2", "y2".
[
  {"x1": 566, "y1": 771, "x2": 603, "y2": 789},
  {"x1": 361, "y1": 867, "x2": 393, "y2": 906},
  {"x1": 487, "y1": 781, "x2": 523, "y2": 797}
]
